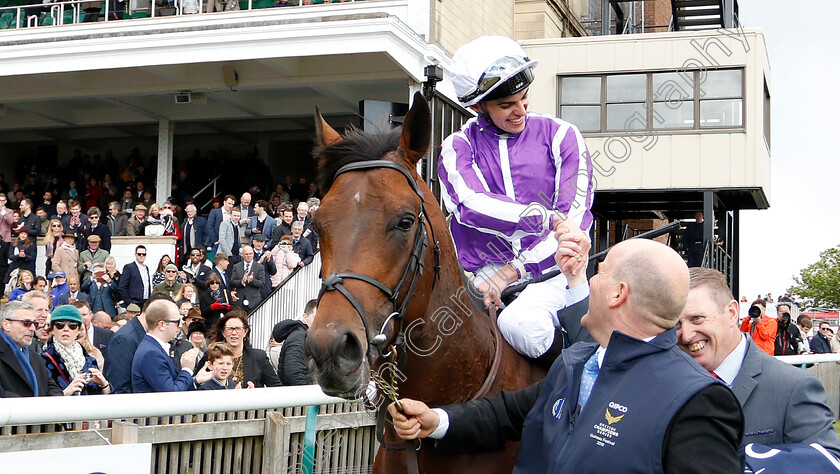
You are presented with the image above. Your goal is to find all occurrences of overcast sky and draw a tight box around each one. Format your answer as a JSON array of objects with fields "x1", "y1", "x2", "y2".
[{"x1": 735, "y1": 1, "x2": 840, "y2": 306}]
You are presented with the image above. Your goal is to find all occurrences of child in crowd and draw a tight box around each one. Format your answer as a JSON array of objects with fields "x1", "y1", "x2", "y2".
[{"x1": 199, "y1": 342, "x2": 253, "y2": 390}]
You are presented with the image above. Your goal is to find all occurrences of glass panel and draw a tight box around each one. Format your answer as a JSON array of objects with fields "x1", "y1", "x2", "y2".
[
  {"x1": 560, "y1": 77, "x2": 601, "y2": 104},
  {"x1": 653, "y1": 101, "x2": 694, "y2": 129},
  {"x1": 560, "y1": 106, "x2": 601, "y2": 132},
  {"x1": 699, "y1": 69, "x2": 742, "y2": 99},
  {"x1": 606, "y1": 103, "x2": 646, "y2": 131},
  {"x1": 653, "y1": 72, "x2": 694, "y2": 101},
  {"x1": 700, "y1": 99, "x2": 743, "y2": 127},
  {"x1": 606, "y1": 74, "x2": 646, "y2": 102}
]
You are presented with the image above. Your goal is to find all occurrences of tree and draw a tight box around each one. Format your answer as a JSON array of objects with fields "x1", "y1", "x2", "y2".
[{"x1": 788, "y1": 245, "x2": 840, "y2": 309}]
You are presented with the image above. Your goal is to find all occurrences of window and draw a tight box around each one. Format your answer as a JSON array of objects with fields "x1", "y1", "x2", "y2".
[{"x1": 558, "y1": 69, "x2": 744, "y2": 132}]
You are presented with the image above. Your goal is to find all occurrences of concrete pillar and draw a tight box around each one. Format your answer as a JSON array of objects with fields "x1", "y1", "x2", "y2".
[{"x1": 156, "y1": 119, "x2": 174, "y2": 206}]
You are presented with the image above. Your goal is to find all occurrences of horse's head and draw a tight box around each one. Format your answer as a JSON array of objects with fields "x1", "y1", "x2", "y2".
[{"x1": 305, "y1": 93, "x2": 436, "y2": 398}]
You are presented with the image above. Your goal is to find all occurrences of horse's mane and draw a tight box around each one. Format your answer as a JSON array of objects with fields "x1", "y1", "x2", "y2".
[{"x1": 315, "y1": 126, "x2": 401, "y2": 196}]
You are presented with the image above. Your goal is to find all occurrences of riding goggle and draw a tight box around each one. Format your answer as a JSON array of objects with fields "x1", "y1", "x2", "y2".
[{"x1": 459, "y1": 56, "x2": 535, "y2": 104}]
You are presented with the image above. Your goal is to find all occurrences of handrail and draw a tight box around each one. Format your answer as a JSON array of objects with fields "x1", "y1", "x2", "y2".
[
  {"x1": 775, "y1": 353, "x2": 840, "y2": 365},
  {"x1": 193, "y1": 175, "x2": 220, "y2": 213},
  {"x1": 248, "y1": 249, "x2": 317, "y2": 315},
  {"x1": 0, "y1": 385, "x2": 344, "y2": 426}
]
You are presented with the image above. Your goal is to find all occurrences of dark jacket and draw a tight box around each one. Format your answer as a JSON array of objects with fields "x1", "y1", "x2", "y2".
[
  {"x1": 7, "y1": 240, "x2": 36, "y2": 276},
  {"x1": 774, "y1": 322, "x2": 801, "y2": 356},
  {"x1": 181, "y1": 216, "x2": 208, "y2": 254},
  {"x1": 41, "y1": 339, "x2": 106, "y2": 395},
  {"x1": 292, "y1": 237, "x2": 314, "y2": 266},
  {"x1": 195, "y1": 346, "x2": 281, "y2": 388},
  {"x1": 810, "y1": 333, "x2": 832, "y2": 354},
  {"x1": 21, "y1": 212, "x2": 41, "y2": 238},
  {"x1": 82, "y1": 277, "x2": 119, "y2": 318},
  {"x1": 119, "y1": 261, "x2": 151, "y2": 307},
  {"x1": 0, "y1": 333, "x2": 62, "y2": 397},
  {"x1": 273, "y1": 320, "x2": 312, "y2": 386},
  {"x1": 198, "y1": 287, "x2": 231, "y2": 329},
  {"x1": 83, "y1": 223, "x2": 112, "y2": 252},
  {"x1": 435, "y1": 328, "x2": 743, "y2": 473},
  {"x1": 103, "y1": 316, "x2": 145, "y2": 393},
  {"x1": 198, "y1": 378, "x2": 237, "y2": 390}
]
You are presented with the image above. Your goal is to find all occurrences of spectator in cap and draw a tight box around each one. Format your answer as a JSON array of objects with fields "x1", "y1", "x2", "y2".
[
  {"x1": 124, "y1": 204, "x2": 147, "y2": 236},
  {"x1": 41, "y1": 305, "x2": 111, "y2": 396},
  {"x1": 125, "y1": 303, "x2": 141, "y2": 319},
  {"x1": 154, "y1": 264, "x2": 184, "y2": 299},
  {"x1": 51, "y1": 230, "x2": 80, "y2": 282},
  {"x1": 82, "y1": 262, "x2": 119, "y2": 319},
  {"x1": 83, "y1": 207, "x2": 112, "y2": 252},
  {"x1": 251, "y1": 233, "x2": 276, "y2": 301},
  {"x1": 78, "y1": 233, "x2": 110, "y2": 282},
  {"x1": 49, "y1": 271, "x2": 69, "y2": 307}
]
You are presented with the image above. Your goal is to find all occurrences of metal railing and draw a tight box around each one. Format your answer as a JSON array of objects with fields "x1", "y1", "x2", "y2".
[
  {"x1": 0, "y1": 0, "x2": 363, "y2": 30},
  {"x1": 250, "y1": 252, "x2": 322, "y2": 348},
  {"x1": 193, "y1": 175, "x2": 221, "y2": 214}
]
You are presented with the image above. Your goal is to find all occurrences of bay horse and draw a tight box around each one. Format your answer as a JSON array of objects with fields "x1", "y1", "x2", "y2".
[{"x1": 304, "y1": 92, "x2": 545, "y2": 473}]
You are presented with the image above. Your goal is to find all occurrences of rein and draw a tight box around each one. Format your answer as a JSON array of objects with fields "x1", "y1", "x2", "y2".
[{"x1": 317, "y1": 158, "x2": 502, "y2": 473}]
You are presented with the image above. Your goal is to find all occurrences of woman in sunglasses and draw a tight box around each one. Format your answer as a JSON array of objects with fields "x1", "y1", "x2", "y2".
[
  {"x1": 42, "y1": 218, "x2": 65, "y2": 275},
  {"x1": 41, "y1": 305, "x2": 111, "y2": 396},
  {"x1": 438, "y1": 36, "x2": 595, "y2": 367}
]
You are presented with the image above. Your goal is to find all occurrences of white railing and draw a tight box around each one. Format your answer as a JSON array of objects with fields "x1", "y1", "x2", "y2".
[
  {"x1": 0, "y1": 385, "x2": 342, "y2": 425},
  {"x1": 250, "y1": 252, "x2": 322, "y2": 348},
  {"x1": 776, "y1": 353, "x2": 840, "y2": 365}
]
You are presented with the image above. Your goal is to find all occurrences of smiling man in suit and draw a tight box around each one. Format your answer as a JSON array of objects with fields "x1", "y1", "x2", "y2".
[
  {"x1": 119, "y1": 245, "x2": 152, "y2": 308},
  {"x1": 677, "y1": 267, "x2": 840, "y2": 455},
  {"x1": 230, "y1": 245, "x2": 264, "y2": 313},
  {"x1": 131, "y1": 299, "x2": 212, "y2": 393}
]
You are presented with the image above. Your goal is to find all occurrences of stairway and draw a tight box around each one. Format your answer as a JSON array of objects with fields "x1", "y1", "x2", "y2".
[{"x1": 671, "y1": 0, "x2": 739, "y2": 31}]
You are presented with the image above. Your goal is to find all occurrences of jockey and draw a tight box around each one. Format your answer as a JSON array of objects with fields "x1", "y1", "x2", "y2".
[{"x1": 438, "y1": 36, "x2": 595, "y2": 367}]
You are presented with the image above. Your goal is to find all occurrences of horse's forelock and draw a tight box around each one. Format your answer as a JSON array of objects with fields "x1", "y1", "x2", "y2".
[{"x1": 315, "y1": 126, "x2": 402, "y2": 196}]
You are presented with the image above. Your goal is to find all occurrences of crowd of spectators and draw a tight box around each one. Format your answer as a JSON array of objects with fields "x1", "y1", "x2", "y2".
[{"x1": 0, "y1": 147, "x2": 322, "y2": 397}]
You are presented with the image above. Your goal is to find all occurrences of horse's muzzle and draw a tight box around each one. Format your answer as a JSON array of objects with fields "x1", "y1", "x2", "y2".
[{"x1": 305, "y1": 327, "x2": 369, "y2": 398}]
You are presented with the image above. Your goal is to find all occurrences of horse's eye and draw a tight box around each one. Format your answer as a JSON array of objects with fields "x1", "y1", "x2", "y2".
[{"x1": 396, "y1": 216, "x2": 415, "y2": 231}]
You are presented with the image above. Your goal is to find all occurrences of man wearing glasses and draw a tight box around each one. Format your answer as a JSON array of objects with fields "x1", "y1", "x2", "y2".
[
  {"x1": 131, "y1": 299, "x2": 212, "y2": 393},
  {"x1": 82, "y1": 207, "x2": 112, "y2": 252},
  {"x1": 0, "y1": 300, "x2": 62, "y2": 397},
  {"x1": 119, "y1": 245, "x2": 152, "y2": 309},
  {"x1": 182, "y1": 248, "x2": 212, "y2": 289},
  {"x1": 810, "y1": 321, "x2": 833, "y2": 354}
]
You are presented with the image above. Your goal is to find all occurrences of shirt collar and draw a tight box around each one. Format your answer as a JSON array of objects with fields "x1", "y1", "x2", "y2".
[
  {"x1": 597, "y1": 335, "x2": 655, "y2": 368},
  {"x1": 150, "y1": 334, "x2": 171, "y2": 353},
  {"x1": 712, "y1": 333, "x2": 748, "y2": 386}
]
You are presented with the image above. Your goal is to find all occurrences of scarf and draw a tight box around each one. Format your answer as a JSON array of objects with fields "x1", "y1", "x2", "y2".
[
  {"x1": 61, "y1": 241, "x2": 76, "y2": 251},
  {"x1": 53, "y1": 339, "x2": 86, "y2": 381}
]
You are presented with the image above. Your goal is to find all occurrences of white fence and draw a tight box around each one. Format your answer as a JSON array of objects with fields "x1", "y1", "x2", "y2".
[
  {"x1": 250, "y1": 252, "x2": 322, "y2": 348},
  {"x1": 0, "y1": 386, "x2": 378, "y2": 474}
]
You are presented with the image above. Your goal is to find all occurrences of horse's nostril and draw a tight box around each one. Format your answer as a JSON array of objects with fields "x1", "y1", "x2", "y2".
[{"x1": 338, "y1": 331, "x2": 364, "y2": 371}]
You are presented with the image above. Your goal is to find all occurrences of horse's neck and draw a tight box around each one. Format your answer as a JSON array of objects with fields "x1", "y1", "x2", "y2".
[{"x1": 397, "y1": 254, "x2": 497, "y2": 405}]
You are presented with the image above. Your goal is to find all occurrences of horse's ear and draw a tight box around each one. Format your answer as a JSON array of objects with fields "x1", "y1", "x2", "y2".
[
  {"x1": 315, "y1": 106, "x2": 343, "y2": 148},
  {"x1": 398, "y1": 92, "x2": 432, "y2": 167}
]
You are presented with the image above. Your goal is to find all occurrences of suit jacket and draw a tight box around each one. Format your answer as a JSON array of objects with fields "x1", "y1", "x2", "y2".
[
  {"x1": 103, "y1": 316, "x2": 146, "y2": 393},
  {"x1": 218, "y1": 219, "x2": 240, "y2": 257},
  {"x1": 119, "y1": 261, "x2": 151, "y2": 307},
  {"x1": 183, "y1": 262, "x2": 213, "y2": 289},
  {"x1": 131, "y1": 334, "x2": 195, "y2": 393},
  {"x1": 77, "y1": 248, "x2": 110, "y2": 281},
  {"x1": 195, "y1": 346, "x2": 281, "y2": 388},
  {"x1": 254, "y1": 250, "x2": 276, "y2": 300},
  {"x1": 92, "y1": 325, "x2": 113, "y2": 356},
  {"x1": 0, "y1": 335, "x2": 62, "y2": 397},
  {"x1": 246, "y1": 215, "x2": 277, "y2": 247},
  {"x1": 124, "y1": 216, "x2": 144, "y2": 237},
  {"x1": 108, "y1": 213, "x2": 129, "y2": 236},
  {"x1": 60, "y1": 214, "x2": 90, "y2": 247},
  {"x1": 59, "y1": 290, "x2": 90, "y2": 306},
  {"x1": 230, "y1": 260, "x2": 265, "y2": 310},
  {"x1": 732, "y1": 338, "x2": 840, "y2": 455},
  {"x1": 82, "y1": 277, "x2": 119, "y2": 317},
  {"x1": 205, "y1": 208, "x2": 225, "y2": 247},
  {"x1": 181, "y1": 216, "x2": 207, "y2": 254}
]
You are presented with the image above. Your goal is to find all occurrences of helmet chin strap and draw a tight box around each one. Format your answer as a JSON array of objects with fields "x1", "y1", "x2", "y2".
[{"x1": 477, "y1": 102, "x2": 507, "y2": 135}]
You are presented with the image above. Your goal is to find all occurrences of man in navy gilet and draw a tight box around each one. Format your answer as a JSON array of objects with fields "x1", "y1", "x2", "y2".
[{"x1": 388, "y1": 235, "x2": 744, "y2": 473}]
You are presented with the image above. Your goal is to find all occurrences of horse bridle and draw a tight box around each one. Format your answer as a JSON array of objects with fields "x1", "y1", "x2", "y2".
[{"x1": 317, "y1": 159, "x2": 441, "y2": 363}]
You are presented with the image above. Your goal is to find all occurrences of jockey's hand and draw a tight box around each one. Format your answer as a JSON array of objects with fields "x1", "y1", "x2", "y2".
[
  {"x1": 554, "y1": 223, "x2": 591, "y2": 286},
  {"x1": 476, "y1": 278, "x2": 502, "y2": 310},
  {"x1": 388, "y1": 398, "x2": 439, "y2": 440}
]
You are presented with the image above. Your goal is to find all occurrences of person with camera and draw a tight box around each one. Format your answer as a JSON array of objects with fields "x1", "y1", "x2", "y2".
[
  {"x1": 810, "y1": 320, "x2": 833, "y2": 354},
  {"x1": 740, "y1": 299, "x2": 776, "y2": 356},
  {"x1": 774, "y1": 303, "x2": 802, "y2": 356}
]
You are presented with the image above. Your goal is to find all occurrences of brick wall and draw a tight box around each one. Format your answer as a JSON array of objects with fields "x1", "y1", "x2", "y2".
[{"x1": 644, "y1": 0, "x2": 672, "y2": 33}]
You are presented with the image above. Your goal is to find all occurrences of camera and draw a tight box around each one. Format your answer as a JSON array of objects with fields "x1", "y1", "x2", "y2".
[
  {"x1": 780, "y1": 312, "x2": 791, "y2": 320},
  {"x1": 748, "y1": 305, "x2": 762, "y2": 318}
]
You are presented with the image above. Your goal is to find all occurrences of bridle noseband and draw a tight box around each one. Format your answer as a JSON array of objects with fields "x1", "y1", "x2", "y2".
[{"x1": 317, "y1": 159, "x2": 441, "y2": 362}]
